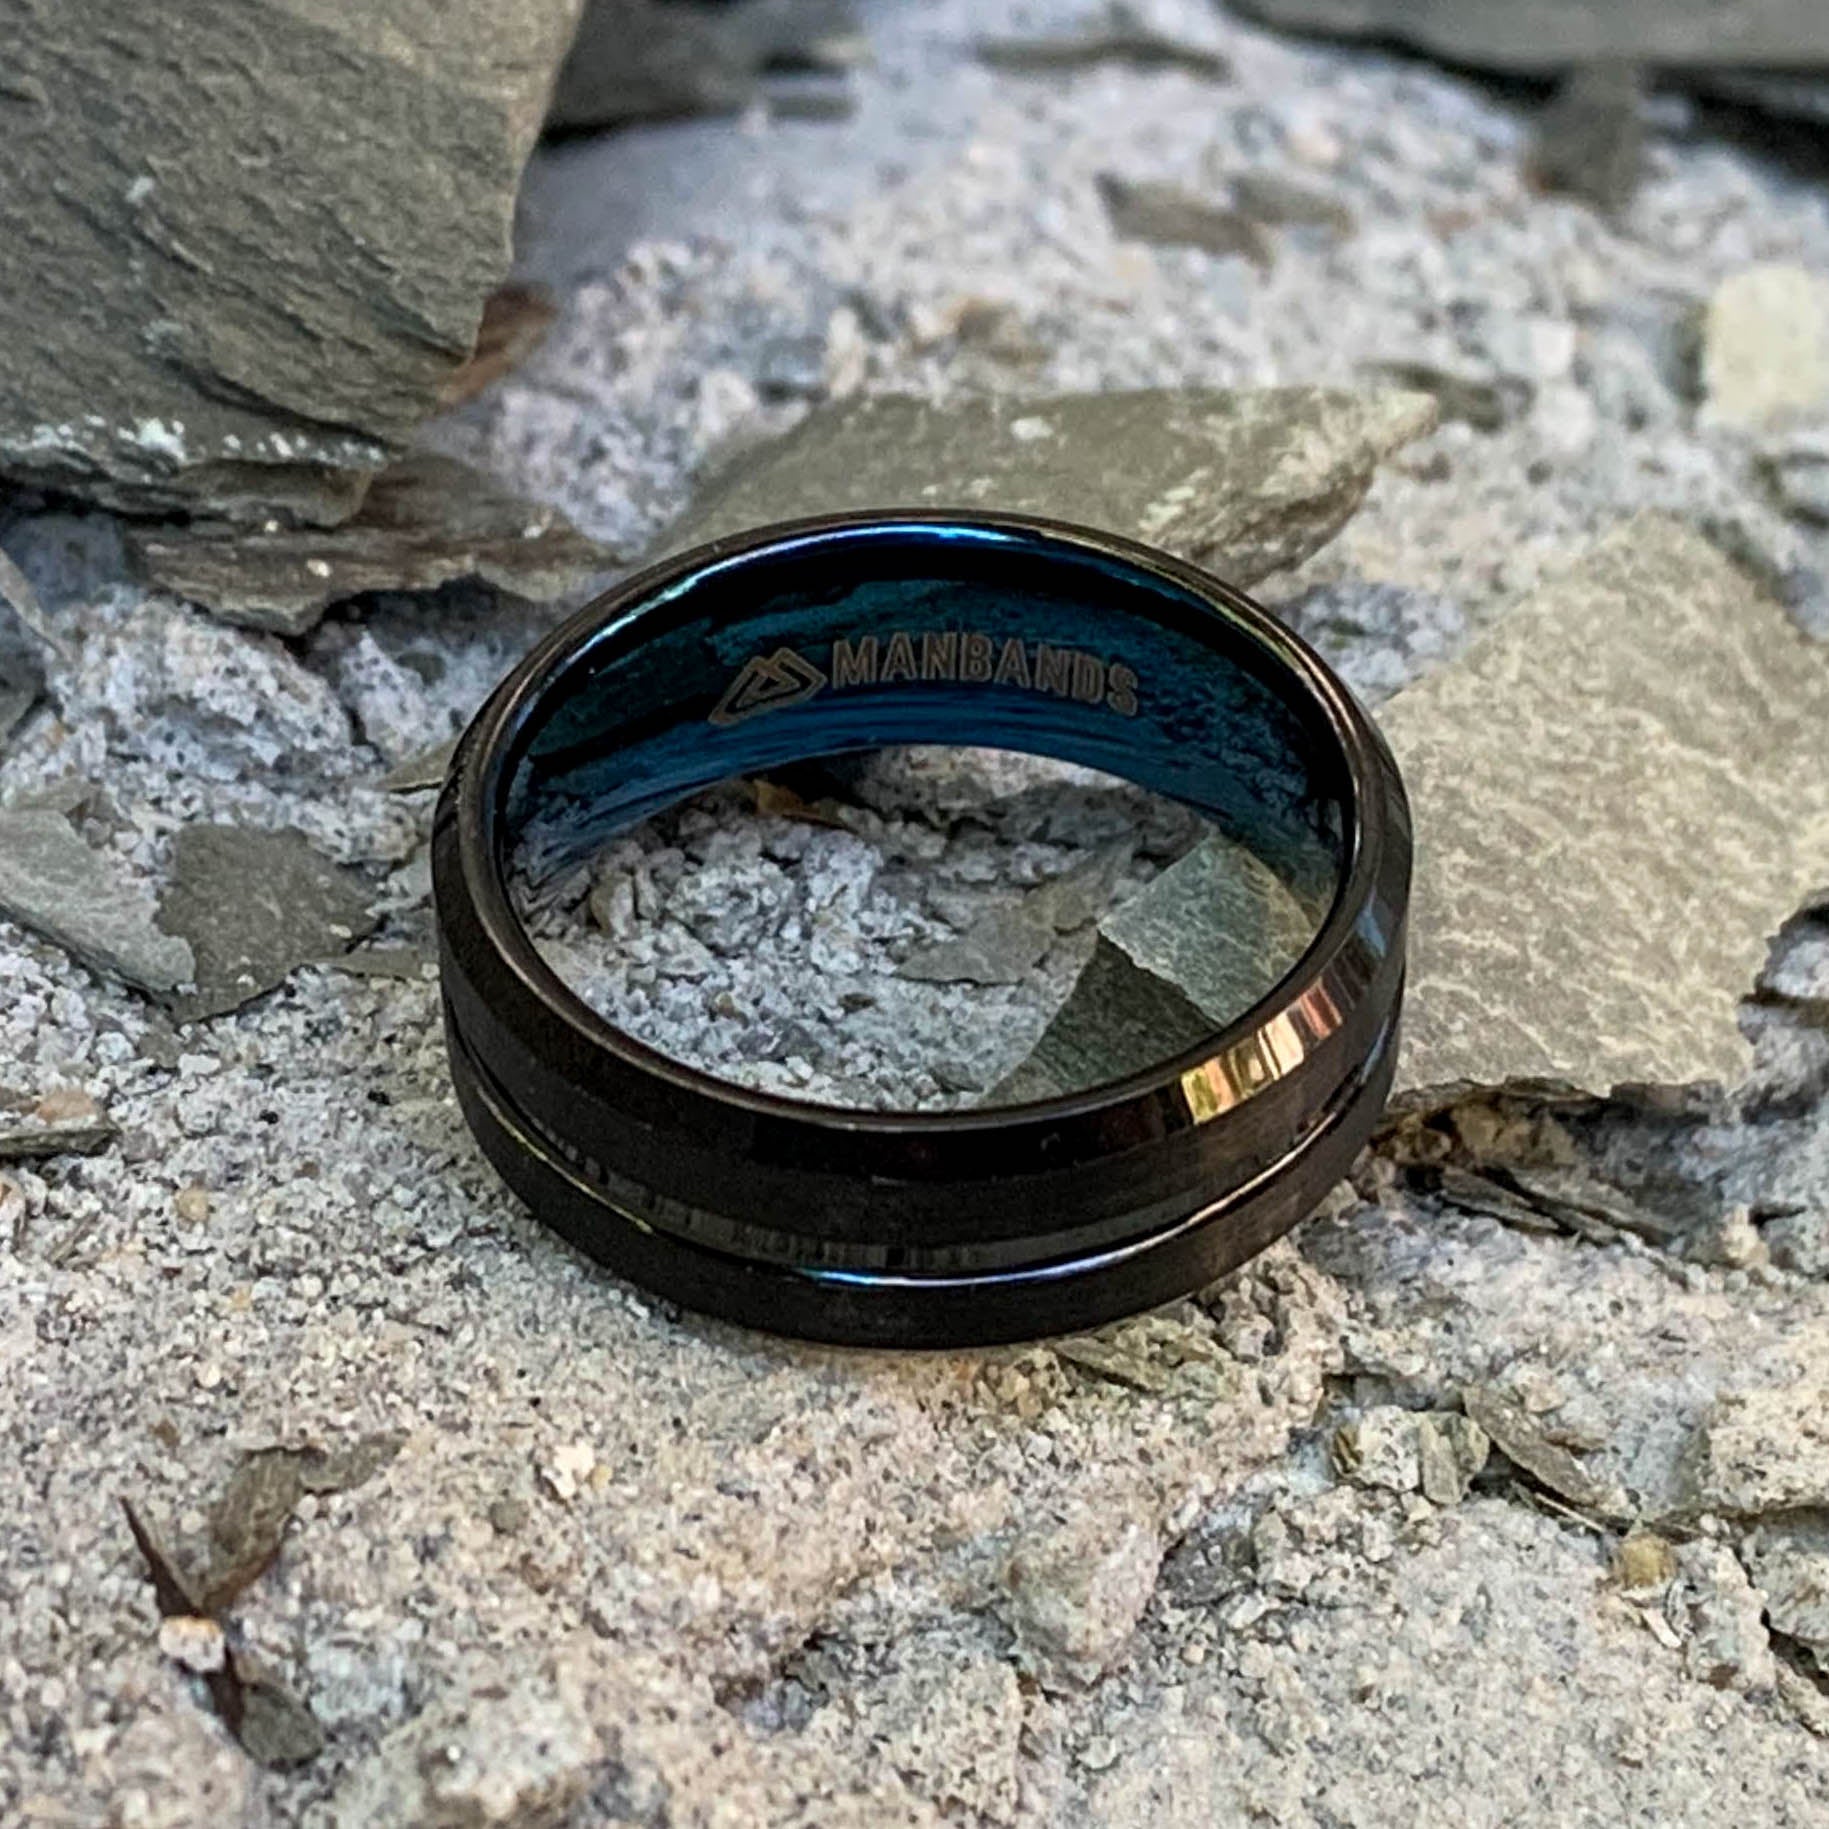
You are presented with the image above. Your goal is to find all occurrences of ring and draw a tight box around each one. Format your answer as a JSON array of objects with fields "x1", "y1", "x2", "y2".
[{"x1": 433, "y1": 511, "x2": 1410, "y2": 1347}]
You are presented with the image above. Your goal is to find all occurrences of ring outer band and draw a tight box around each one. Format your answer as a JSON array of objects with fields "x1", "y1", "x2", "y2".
[{"x1": 433, "y1": 510, "x2": 1411, "y2": 1348}]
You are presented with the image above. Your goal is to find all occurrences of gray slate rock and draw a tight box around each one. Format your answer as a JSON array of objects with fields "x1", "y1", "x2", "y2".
[
  {"x1": 1529, "y1": 64, "x2": 1646, "y2": 214},
  {"x1": 0, "y1": 1111, "x2": 119, "y2": 1163},
  {"x1": 126, "y1": 454, "x2": 616, "y2": 638},
  {"x1": 1462, "y1": 1384, "x2": 1632, "y2": 1521},
  {"x1": 1363, "y1": 360, "x2": 1528, "y2": 433},
  {"x1": 0, "y1": 0, "x2": 584, "y2": 524},
  {"x1": 1226, "y1": 0, "x2": 1829, "y2": 73},
  {"x1": 549, "y1": 0, "x2": 865, "y2": 131},
  {"x1": 1097, "y1": 174, "x2": 1275, "y2": 266},
  {"x1": 664, "y1": 389, "x2": 1438, "y2": 585},
  {"x1": 1381, "y1": 516, "x2": 1829, "y2": 1093},
  {"x1": 0, "y1": 810, "x2": 195, "y2": 993},
  {"x1": 158, "y1": 825, "x2": 377, "y2": 1021},
  {"x1": 1692, "y1": 69, "x2": 1829, "y2": 124},
  {"x1": 978, "y1": 11, "x2": 1230, "y2": 80},
  {"x1": 989, "y1": 836, "x2": 1316, "y2": 1102},
  {"x1": 1231, "y1": 171, "x2": 1356, "y2": 235}
]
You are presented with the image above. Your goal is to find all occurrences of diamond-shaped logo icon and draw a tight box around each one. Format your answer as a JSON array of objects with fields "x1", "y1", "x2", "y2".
[{"x1": 708, "y1": 646, "x2": 828, "y2": 726}]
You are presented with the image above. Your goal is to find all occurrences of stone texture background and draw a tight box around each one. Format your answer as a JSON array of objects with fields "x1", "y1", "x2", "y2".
[{"x1": 2, "y1": 3, "x2": 1829, "y2": 1825}]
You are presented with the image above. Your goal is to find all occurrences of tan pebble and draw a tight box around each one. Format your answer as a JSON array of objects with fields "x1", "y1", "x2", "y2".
[
  {"x1": 35, "y1": 1087, "x2": 101, "y2": 1124},
  {"x1": 173, "y1": 1185, "x2": 211, "y2": 1225},
  {"x1": 1614, "y1": 1531, "x2": 1678, "y2": 1591}
]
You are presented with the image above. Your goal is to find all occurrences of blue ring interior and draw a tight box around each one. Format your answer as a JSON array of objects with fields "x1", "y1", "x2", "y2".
[{"x1": 505, "y1": 523, "x2": 1349, "y2": 911}]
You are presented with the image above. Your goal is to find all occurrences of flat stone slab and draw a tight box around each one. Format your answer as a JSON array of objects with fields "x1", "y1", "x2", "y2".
[
  {"x1": 0, "y1": 0, "x2": 583, "y2": 523},
  {"x1": 158, "y1": 825, "x2": 377, "y2": 1021},
  {"x1": 1229, "y1": 0, "x2": 1829, "y2": 73},
  {"x1": 660, "y1": 388, "x2": 1438, "y2": 584},
  {"x1": 127, "y1": 455, "x2": 616, "y2": 637},
  {"x1": 0, "y1": 809, "x2": 195, "y2": 993},
  {"x1": 1383, "y1": 515, "x2": 1829, "y2": 1092}
]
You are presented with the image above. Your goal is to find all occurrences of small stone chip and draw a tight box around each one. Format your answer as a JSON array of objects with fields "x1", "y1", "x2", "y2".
[
  {"x1": 540, "y1": 1440, "x2": 597, "y2": 1503},
  {"x1": 158, "y1": 1614, "x2": 228, "y2": 1675},
  {"x1": 1613, "y1": 1531, "x2": 1679, "y2": 1592},
  {"x1": 1461, "y1": 1384, "x2": 1631, "y2": 1521},
  {"x1": 1097, "y1": 173, "x2": 1275, "y2": 266},
  {"x1": 158, "y1": 824, "x2": 378, "y2": 1022}
]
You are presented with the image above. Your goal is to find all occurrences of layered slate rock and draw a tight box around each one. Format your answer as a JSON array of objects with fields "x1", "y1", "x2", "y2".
[
  {"x1": 158, "y1": 825, "x2": 376, "y2": 1021},
  {"x1": 0, "y1": 0, "x2": 584, "y2": 524},
  {"x1": 549, "y1": 0, "x2": 864, "y2": 131},
  {"x1": 0, "y1": 810, "x2": 195, "y2": 994},
  {"x1": 1226, "y1": 0, "x2": 1829, "y2": 73},
  {"x1": 1383, "y1": 516, "x2": 1829, "y2": 1092},
  {"x1": 126, "y1": 455, "x2": 616, "y2": 638},
  {"x1": 661, "y1": 388, "x2": 1438, "y2": 584}
]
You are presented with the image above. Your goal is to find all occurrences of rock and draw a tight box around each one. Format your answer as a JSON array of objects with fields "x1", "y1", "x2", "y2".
[
  {"x1": 0, "y1": 809, "x2": 196, "y2": 993},
  {"x1": 126, "y1": 454, "x2": 615, "y2": 638},
  {"x1": 157, "y1": 1616, "x2": 228, "y2": 1677},
  {"x1": 1743, "y1": 1515, "x2": 1829, "y2": 1667},
  {"x1": 1379, "y1": 517, "x2": 1829, "y2": 1093},
  {"x1": 1702, "y1": 266, "x2": 1829, "y2": 432},
  {"x1": 1461, "y1": 1384, "x2": 1632, "y2": 1520},
  {"x1": 1678, "y1": 1542, "x2": 1777, "y2": 1692},
  {"x1": 329, "y1": 1670, "x2": 602, "y2": 1828},
  {"x1": 1333, "y1": 1405, "x2": 1489, "y2": 1503},
  {"x1": 1684, "y1": 1385, "x2": 1829, "y2": 1516},
  {"x1": 235, "y1": 1664, "x2": 327, "y2": 1770},
  {"x1": 1226, "y1": 0, "x2": 1829, "y2": 73},
  {"x1": 1231, "y1": 171, "x2": 1356, "y2": 235},
  {"x1": 989, "y1": 834, "x2": 1316, "y2": 1101},
  {"x1": 664, "y1": 388, "x2": 1438, "y2": 588},
  {"x1": 1614, "y1": 1531, "x2": 1679, "y2": 1592},
  {"x1": 978, "y1": 11, "x2": 1230, "y2": 80},
  {"x1": 1764, "y1": 428, "x2": 1829, "y2": 524},
  {"x1": 1097, "y1": 174, "x2": 1275, "y2": 266},
  {"x1": 157, "y1": 825, "x2": 377, "y2": 1022},
  {"x1": 901, "y1": 851, "x2": 1125, "y2": 988},
  {"x1": 204, "y1": 1435, "x2": 403, "y2": 1611},
  {"x1": 0, "y1": 1088, "x2": 118, "y2": 1162},
  {"x1": 548, "y1": 0, "x2": 866, "y2": 132},
  {"x1": 438, "y1": 284, "x2": 560, "y2": 410},
  {"x1": 380, "y1": 738, "x2": 460, "y2": 795},
  {"x1": 0, "y1": 0, "x2": 584, "y2": 523},
  {"x1": 900, "y1": 904, "x2": 1054, "y2": 987},
  {"x1": 1002, "y1": 1510, "x2": 1163, "y2": 1688},
  {"x1": 1692, "y1": 69, "x2": 1829, "y2": 126},
  {"x1": 1528, "y1": 64, "x2": 1645, "y2": 214},
  {"x1": 0, "y1": 549, "x2": 49, "y2": 748}
]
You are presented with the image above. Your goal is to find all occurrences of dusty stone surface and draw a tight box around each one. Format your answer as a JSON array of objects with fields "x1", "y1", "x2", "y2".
[
  {"x1": 0, "y1": 0, "x2": 583, "y2": 522},
  {"x1": 1227, "y1": 0, "x2": 1829, "y2": 72},
  {"x1": 4, "y1": 3, "x2": 1829, "y2": 1825},
  {"x1": 0, "y1": 807, "x2": 195, "y2": 993},
  {"x1": 159, "y1": 826, "x2": 378, "y2": 1022},
  {"x1": 661, "y1": 387, "x2": 1436, "y2": 583},
  {"x1": 1381, "y1": 515, "x2": 1829, "y2": 1092},
  {"x1": 126, "y1": 455, "x2": 616, "y2": 638}
]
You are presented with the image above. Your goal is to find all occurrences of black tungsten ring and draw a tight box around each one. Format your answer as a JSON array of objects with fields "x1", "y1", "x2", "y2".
[{"x1": 433, "y1": 511, "x2": 1410, "y2": 1348}]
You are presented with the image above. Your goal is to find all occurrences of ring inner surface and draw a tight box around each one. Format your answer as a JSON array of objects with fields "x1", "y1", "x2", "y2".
[{"x1": 503, "y1": 526, "x2": 1351, "y2": 909}]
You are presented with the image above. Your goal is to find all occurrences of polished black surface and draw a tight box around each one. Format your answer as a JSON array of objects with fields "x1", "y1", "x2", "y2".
[{"x1": 434, "y1": 512, "x2": 1411, "y2": 1346}]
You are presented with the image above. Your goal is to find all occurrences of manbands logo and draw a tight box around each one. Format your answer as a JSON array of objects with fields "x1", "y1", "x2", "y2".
[{"x1": 709, "y1": 631, "x2": 1140, "y2": 727}]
